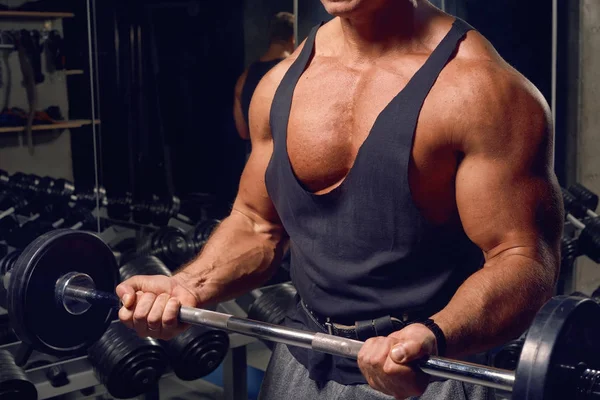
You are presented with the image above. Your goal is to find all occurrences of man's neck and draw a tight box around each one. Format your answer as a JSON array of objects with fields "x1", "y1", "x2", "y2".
[
  {"x1": 338, "y1": 0, "x2": 431, "y2": 60},
  {"x1": 260, "y1": 43, "x2": 292, "y2": 62}
]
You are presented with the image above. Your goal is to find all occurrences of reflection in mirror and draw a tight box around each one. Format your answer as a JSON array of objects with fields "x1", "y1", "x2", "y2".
[
  {"x1": 234, "y1": 10, "x2": 295, "y2": 155},
  {"x1": 89, "y1": 1, "x2": 293, "y2": 275}
]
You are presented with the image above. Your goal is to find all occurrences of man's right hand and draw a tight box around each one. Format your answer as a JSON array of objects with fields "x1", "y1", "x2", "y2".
[{"x1": 116, "y1": 275, "x2": 200, "y2": 340}]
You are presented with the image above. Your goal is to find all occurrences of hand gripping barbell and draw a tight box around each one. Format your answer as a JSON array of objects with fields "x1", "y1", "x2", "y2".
[{"x1": 4, "y1": 230, "x2": 600, "y2": 400}]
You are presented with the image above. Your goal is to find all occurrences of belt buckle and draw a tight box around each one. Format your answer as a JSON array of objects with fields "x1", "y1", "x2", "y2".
[{"x1": 325, "y1": 317, "x2": 333, "y2": 335}]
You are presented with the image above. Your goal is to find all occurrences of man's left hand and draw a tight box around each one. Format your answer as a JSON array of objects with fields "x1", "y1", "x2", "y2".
[{"x1": 357, "y1": 323, "x2": 438, "y2": 399}]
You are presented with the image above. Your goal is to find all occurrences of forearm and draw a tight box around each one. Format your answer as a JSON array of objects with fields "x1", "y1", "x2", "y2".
[
  {"x1": 431, "y1": 248, "x2": 558, "y2": 358},
  {"x1": 174, "y1": 209, "x2": 286, "y2": 305}
]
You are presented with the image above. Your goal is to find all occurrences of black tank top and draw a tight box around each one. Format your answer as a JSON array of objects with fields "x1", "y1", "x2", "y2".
[
  {"x1": 241, "y1": 59, "x2": 283, "y2": 125},
  {"x1": 265, "y1": 19, "x2": 482, "y2": 384}
]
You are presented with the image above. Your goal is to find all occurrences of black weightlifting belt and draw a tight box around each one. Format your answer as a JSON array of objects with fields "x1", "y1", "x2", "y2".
[{"x1": 301, "y1": 300, "x2": 425, "y2": 341}]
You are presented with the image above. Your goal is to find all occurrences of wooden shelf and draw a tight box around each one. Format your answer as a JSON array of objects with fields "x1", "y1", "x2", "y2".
[
  {"x1": 0, "y1": 119, "x2": 100, "y2": 134},
  {"x1": 65, "y1": 69, "x2": 84, "y2": 76},
  {"x1": 0, "y1": 11, "x2": 75, "y2": 19}
]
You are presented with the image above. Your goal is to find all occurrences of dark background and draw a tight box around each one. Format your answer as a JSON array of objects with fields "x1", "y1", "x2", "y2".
[
  {"x1": 68, "y1": 0, "x2": 294, "y2": 215},
  {"x1": 58, "y1": 0, "x2": 561, "y2": 209}
]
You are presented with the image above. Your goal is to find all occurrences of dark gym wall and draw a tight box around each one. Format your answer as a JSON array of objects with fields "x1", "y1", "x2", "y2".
[
  {"x1": 297, "y1": 0, "x2": 331, "y2": 43},
  {"x1": 555, "y1": 0, "x2": 580, "y2": 186},
  {"x1": 454, "y1": 0, "x2": 552, "y2": 103},
  {"x1": 94, "y1": 0, "x2": 246, "y2": 210},
  {"x1": 244, "y1": 0, "x2": 293, "y2": 67}
]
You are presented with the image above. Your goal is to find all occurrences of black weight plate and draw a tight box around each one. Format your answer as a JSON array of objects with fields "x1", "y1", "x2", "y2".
[
  {"x1": 7, "y1": 229, "x2": 119, "y2": 356},
  {"x1": 513, "y1": 296, "x2": 600, "y2": 400},
  {"x1": 88, "y1": 323, "x2": 167, "y2": 399},
  {"x1": 0, "y1": 350, "x2": 37, "y2": 400},
  {"x1": 119, "y1": 256, "x2": 171, "y2": 282},
  {"x1": 167, "y1": 326, "x2": 229, "y2": 381}
]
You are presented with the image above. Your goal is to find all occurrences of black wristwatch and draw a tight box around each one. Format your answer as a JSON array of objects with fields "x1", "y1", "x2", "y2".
[{"x1": 417, "y1": 319, "x2": 447, "y2": 357}]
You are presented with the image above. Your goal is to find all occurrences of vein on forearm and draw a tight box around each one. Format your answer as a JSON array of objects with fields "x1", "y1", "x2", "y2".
[{"x1": 175, "y1": 211, "x2": 285, "y2": 304}]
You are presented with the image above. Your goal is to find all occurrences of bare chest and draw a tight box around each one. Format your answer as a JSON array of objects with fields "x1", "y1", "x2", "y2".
[{"x1": 285, "y1": 61, "x2": 458, "y2": 223}]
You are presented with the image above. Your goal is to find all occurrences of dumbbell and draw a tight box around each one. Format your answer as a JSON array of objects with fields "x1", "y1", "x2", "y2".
[
  {"x1": 0, "y1": 179, "x2": 66, "y2": 224},
  {"x1": 0, "y1": 350, "x2": 37, "y2": 400},
  {"x1": 568, "y1": 183, "x2": 599, "y2": 215},
  {"x1": 7, "y1": 205, "x2": 95, "y2": 249},
  {"x1": 563, "y1": 187, "x2": 600, "y2": 223},
  {"x1": 0, "y1": 169, "x2": 8, "y2": 189},
  {"x1": 30, "y1": 204, "x2": 95, "y2": 231},
  {"x1": 10, "y1": 174, "x2": 70, "y2": 199},
  {"x1": 74, "y1": 186, "x2": 107, "y2": 209},
  {"x1": 41, "y1": 177, "x2": 76, "y2": 204},
  {"x1": 64, "y1": 206, "x2": 96, "y2": 230},
  {"x1": 187, "y1": 219, "x2": 220, "y2": 253},
  {"x1": 7, "y1": 174, "x2": 72, "y2": 205},
  {"x1": 34, "y1": 177, "x2": 103, "y2": 211},
  {"x1": 5, "y1": 221, "x2": 54, "y2": 249},
  {"x1": 133, "y1": 195, "x2": 193, "y2": 226},
  {"x1": 0, "y1": 192, "x2": 30, "y2": 221},
  {"x1": 562, "y1": 189, "x2": 600, "y2": 262},
  {"x1": 88, "y1": 322, "x2": 168, "y2": 399},
  {"x1": 151, "y1": 195, "x2": 194, "y2": 225},
  {"x1": 561, "y1": 235, "x2": 578, "y2": 264},
  {"x1": 8, "y1": 172, "x2": 40, "y2": 194},
  {"x1": 107, "y1": 192, "x2": 133, "y2": 220},
  {"x1": 119, "y1": 256, "x2": 230, "y2": 381},
  {"x1": 136, "y1": 226, "x2": 194, "y2": 270},
  {"x1": 564, "y1": 186, "x2": 600, "y2": 235},
  {"x1": 247, "y1": 283, "x2": 298, "y2": 350},
  {"x1": 1, "y1": 201, "x2": 70, "y2": 245},
  {"x1": 493, "y1": 338, "x2": 525, "y2": 371},
  {"x1": 131, "y1": 198, "x2": 154, "y2": 225}
]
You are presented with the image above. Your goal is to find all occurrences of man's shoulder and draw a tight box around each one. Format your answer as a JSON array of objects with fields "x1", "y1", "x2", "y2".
[
  {"x1": 450, "y1": 28, "x2": 548, "y2": 110},
  {"x1": 445, "y1": 30, "x2": 549, "y2": 131}
]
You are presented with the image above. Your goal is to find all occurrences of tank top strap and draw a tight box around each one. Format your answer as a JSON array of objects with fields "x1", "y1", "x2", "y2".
[
  {"x1": 269, "y1": 23, "x2": 322, "y2": 143},
  {"x1": 402, "y1": 18, "x2": 474, "y2": 107}
]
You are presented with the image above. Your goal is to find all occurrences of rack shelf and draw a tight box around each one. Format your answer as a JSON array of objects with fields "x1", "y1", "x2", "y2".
[
  {"x1": 0, "y1": 119, "x2": 100, "y2": 134},
  {"x1": 65, "y1": 70, "x2": 84, "y2": 76},
  {"x1": 0, "y1": 11, "x2": 75, "y2": 19}
]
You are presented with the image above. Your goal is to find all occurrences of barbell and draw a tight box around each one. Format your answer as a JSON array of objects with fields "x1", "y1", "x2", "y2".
[{"x1": 3, "y1": 229, "x2": 600, "y2": 399}]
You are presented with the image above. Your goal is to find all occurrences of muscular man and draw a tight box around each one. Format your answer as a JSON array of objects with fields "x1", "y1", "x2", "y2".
[
  {"x1": 234, "y1": 12, "x2": 295, "y2": 142},
  {"x1": 117, "y1": 1, "x2": 563, "y2": 399}
]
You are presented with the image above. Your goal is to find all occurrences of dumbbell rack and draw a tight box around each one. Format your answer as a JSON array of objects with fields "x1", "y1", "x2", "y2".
[
  {"x1": 0, "y1": 209, "x2": 263, "y2": 400},
  {"x1": 0, "y1": 300, "x2": 261, "y2": 400}
]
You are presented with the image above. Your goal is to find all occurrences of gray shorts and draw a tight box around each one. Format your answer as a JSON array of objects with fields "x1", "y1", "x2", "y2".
[{"x1": 258, "y1": 344, "x2": 492, "y2": 400}]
